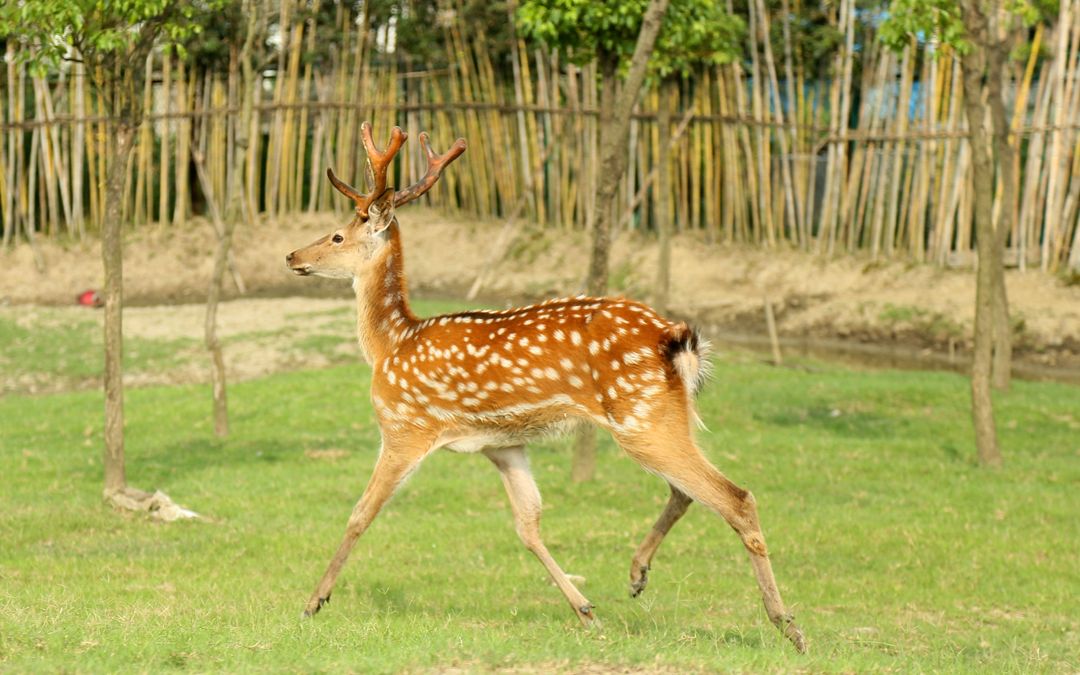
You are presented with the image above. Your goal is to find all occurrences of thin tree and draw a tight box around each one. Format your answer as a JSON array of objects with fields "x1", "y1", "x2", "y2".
[
  {"x1": 519, "y1": 0, "x2": 672, "y2": 481},
  {"x1": 197, "y1": 0, "x2": 262, "y2": 437},
  {"x1": 957, "y1": 0, "x2": 1014, "y2": 466},
  {"x1": 518, "y1": 0, "x2": 741, "y2": 480},
  {"x1": 881, "y1": 0, "x2": 1036, "y2": 466},
  {"x1": 0, "y1": 0, "x2": 220, "y2": 507},
  {"x1": 650, "y1": 1, "x2": 743, "y2": 313}
]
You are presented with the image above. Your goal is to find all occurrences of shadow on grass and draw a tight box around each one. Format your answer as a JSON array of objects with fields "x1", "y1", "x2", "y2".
[
  {"x1": 757, "y1": 404, "x2": 902, "y2": 439},
  {"x1": 132, "y1": 436, "x2": 366, "y2": 487}
]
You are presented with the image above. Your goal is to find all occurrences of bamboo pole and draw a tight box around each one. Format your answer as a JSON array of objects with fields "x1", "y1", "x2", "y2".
[
  {"x1": 754, "y1": 0, "x2": 799, "y2": 244},
  {"x1": 32, "y1": 76, "x2": 59, "y2": 235},
  {"x1": 158, "y1": 52, "x2": 171, "y2": 225},
  {"x1": 883, "y1": 45, "x2": 913, "y2": 257},
  {"x1": 1043, "y1": 0, "x2": 1074, "y2": 270},
  {"x1": 173, "y1": 57, "x2": 192, "y2": 225},
  {"x1": 3, "y1": 44, "x2": 16, "y2": 248},
  {"x1": 747, "y1": 0, "x2": 773, "y2": 246},
  {"x1": 0, "y1": 9, "x2": 1078, "y2": 267},
  {"x1": 134, "y1": 51, "x2": 153, "y2": 226},
  {"x1": 264, "y1": 0, "x2": 292, "y2": 218}
]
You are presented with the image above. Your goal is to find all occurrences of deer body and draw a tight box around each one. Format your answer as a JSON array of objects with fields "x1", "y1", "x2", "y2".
[{"x1": 286, "y1": 123, "x2": 806, "y2": 653}]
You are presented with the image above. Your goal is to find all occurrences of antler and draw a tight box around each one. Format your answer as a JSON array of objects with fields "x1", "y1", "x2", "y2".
[
  {"x1": 326, "y1": 122, "x2": 408, "y2": 219},
  {"x1": 394, "y1": 132, "x2": 468, "y2": 208},
  {"x1": 326, "y1": 123, "x2": 466, "y2": 218}
]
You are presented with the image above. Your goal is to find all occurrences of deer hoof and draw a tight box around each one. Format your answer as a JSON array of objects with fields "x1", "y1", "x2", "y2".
[
  {"x1": 629, "y1": 565, "x2": 649, "y2": 598},
  {"x1": 302, "y1": 593, "x2": 331, "y2": 618},
  {"x1": 771, "y1": 612, "x2": 807, "y2": 654},
  {"x1": 577, "y1": 604, "x2": 602, "y2": 630}
]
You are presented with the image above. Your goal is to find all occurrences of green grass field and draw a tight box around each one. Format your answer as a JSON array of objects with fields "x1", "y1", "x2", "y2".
[{"x1": 1, "y1": 307, "x2": 1078, "y2": 672}]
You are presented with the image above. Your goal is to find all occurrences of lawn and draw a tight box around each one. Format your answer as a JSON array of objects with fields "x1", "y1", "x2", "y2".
[{"x1": 1, "y1": 324, "x2": 1078, "y2": 672}]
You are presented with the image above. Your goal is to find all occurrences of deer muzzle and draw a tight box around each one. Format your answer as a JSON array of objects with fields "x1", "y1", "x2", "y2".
[{"x1": 286, "y1": 251, "x2": 313, "y2": 275}]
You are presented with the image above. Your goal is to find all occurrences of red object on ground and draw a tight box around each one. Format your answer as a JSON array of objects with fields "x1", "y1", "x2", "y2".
[{"x1": 77, "y1": 289, "x2": 103, "y2": 307}]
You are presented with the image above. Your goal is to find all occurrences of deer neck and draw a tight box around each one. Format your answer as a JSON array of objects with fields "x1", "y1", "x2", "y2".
[{"x1": 352, "y1": 226, "x2": 416, "y2": 364}]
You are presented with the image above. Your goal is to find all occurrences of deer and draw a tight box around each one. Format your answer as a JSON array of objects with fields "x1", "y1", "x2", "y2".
[{"x1": 285, "y1": 122, "x2": 806, "y2": 653}]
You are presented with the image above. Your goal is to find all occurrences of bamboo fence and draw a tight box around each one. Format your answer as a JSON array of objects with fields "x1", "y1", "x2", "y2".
[{"x1": 2, "y1": 4, "x2": 1080, "y2": 271}]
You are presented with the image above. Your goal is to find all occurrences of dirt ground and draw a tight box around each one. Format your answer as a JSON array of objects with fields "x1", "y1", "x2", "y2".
[{"x1": 2, "y1": 208, "x2": 1079, "y2": 387}]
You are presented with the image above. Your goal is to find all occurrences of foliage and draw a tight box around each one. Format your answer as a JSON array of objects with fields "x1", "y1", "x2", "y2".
[
  {"x1": 333, "y1": 0, "x2": 517, "y2": 70},
  {"x1": 0, "y1": 0, "x2": 214, "y2": 71},
  {"x1": 516, "y1": 0, "x2": 744, "y2": 78},
  {"x1": 1, "y1": 349, "x2": 1078, "y2": 671},
  {"x1": 0, "y1": 0, "x2": 223, "y2": 124},
  {"x1": 179, "y1": 0, "x2": 248, "y2": 71},
  {"x1": 878, "y1": 0, "x2": 1047, "y2": 52},
  {"x1": 877, "y1": 0, "x2": 968, "y2": 51},
  {"x1": 766, "y1": 0, "x2": 844, "y2": 79}
]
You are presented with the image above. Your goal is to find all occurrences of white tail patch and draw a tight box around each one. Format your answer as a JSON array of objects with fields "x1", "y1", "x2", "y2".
[
  {"x1": 670, "y1": 335, "x2": 712, "y2": 397},
  {"x1": 666, "y1": 331, "x2": 712, "y2": 431}
]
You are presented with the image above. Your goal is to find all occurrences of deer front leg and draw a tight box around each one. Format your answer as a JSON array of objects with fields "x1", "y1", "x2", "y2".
[
  {"x1": 303, "y1": 441, "x2": 428, "y2": 618},
  {"x1": 629, "y1": 483, "x2": 692, "y2": 597},
  {"x1": 484, "y1": 446, "x2": 597, "y2": 627}
]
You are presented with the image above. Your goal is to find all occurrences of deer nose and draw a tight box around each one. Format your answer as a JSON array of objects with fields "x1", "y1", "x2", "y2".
[{"x1": 286, "y1": 251, "x2": 295, "y2": 265}]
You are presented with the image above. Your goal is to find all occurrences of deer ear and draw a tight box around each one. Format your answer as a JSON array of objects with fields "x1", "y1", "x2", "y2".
[{"x1": 367, "y1": 188, "x2": 396, "y2": 234}]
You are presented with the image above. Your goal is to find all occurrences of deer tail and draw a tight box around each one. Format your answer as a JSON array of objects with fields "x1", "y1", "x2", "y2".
[{"x1": 660, "y1": 322, "x2": 713, "y2": 430}]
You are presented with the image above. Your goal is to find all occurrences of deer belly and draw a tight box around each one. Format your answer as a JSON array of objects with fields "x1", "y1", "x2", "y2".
[{"x1": 435, "y1": 417, "x2": 583, "y2": 454}]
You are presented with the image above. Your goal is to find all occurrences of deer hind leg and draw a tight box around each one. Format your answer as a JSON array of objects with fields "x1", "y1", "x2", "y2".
[
  {"x1": 615, "y1": 428, "x2": 806, "y2": 653},
  {"x1": 302, "y1": 436, "x2": 429, "y2": 618},
  {"x1": 484, "y1": 446, "x2": 597, "y2": 626},
  {"x1": 629, "y1": 483, "x2": 692, "y2": 598}
]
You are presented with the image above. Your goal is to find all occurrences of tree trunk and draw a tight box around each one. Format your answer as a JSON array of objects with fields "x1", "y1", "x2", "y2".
[
  {"x1": 103, "y1": 122, "x2": 135, "y2": 494},
  {"x1": 958, "y1": 0, "x2": 1003, "y2": 467},
  {"x1": 201, "y1": 0, "x2": 260, "y2": 438},
  {"x1": 585, "y1": 54, "x2": 619, "y2": 296},
  {"x1": 984, "y1": 18, "x2": 1015, "y2": 391},
  {"x1": 199, "y1": 141, "x2": 235, "y2": 437},
  {"x1": 572, "y1": 0, "x2": 672, "y2": 483},
  {"x1": 584, "y1": 0, "x2": 672, "y2": 296},
  {"x1": 991, "y1": 252, "x2": 1011, "y2": 390},
  {"x1": 655, "y1": 78, "x2": 675, "y2": 314}
]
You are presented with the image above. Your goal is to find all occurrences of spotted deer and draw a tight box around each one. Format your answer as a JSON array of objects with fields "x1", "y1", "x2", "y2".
[{"x1": 286, "y1": 123, "x2": 806, "y2": 653}]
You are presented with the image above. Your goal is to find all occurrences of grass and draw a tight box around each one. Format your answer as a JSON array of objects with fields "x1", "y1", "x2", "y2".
[
  {"x1": 0, "y1": 309, "x2": 200, "y2": 389},
  {"x1": 2, "y1": 343, "x2": 1079, "y2": 672},
  {"x1": 0, "y1": 299, "x2": 480, "y2": 394}
]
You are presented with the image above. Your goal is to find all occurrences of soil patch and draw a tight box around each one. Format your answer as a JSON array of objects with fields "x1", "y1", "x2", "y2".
[{"x1": 2, "y1": 209, "x2": 1078, "y2": 388}]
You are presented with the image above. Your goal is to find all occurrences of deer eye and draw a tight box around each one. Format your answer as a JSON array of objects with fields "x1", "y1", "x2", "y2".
[{"x1": 331, "y1": 233, "x2": 344, "y2": 244}]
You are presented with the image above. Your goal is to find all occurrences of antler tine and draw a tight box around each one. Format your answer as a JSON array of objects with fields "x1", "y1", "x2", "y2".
[
  {"x1": 326, "y1": 123, "x2": 408, "y2": 218},
  {"x1": 394, "y1": 132, "x2": 468, "y2": 208},
  {"x1": 326, "y1": 167, "x2": 364, "y2": 203},
  {"x1": 353, "y1": 122, "x2": 408, "y2": 218}
]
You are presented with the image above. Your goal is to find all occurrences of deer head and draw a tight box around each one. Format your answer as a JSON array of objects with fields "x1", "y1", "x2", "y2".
[{"x1": 286, "y1": 122, "x2": 466, "y2": 279}]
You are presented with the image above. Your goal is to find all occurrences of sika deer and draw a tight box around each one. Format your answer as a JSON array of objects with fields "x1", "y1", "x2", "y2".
[{"x1": 286, "y1": 123, "x2": 806, "y2": 653}]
